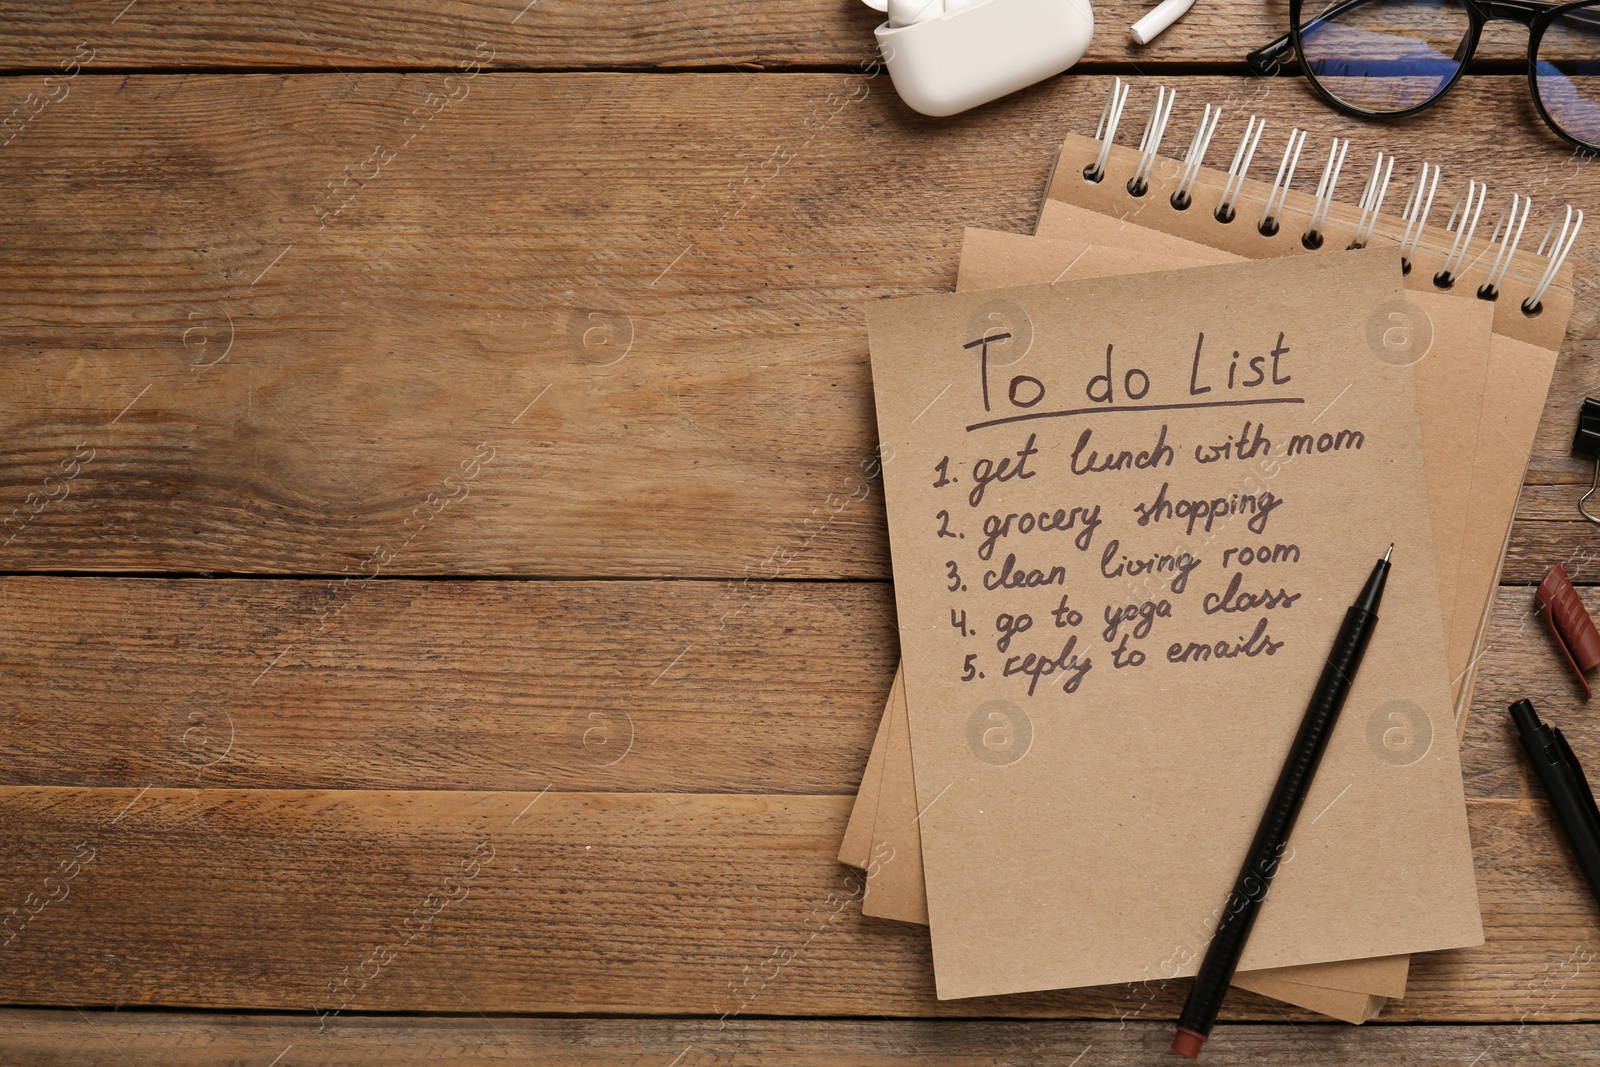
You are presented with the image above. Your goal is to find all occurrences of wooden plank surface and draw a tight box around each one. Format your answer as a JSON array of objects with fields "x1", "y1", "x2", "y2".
[
  {"x1": 0, "y1": 578, "x2": 1593, "y2": 794},
  {"x1": 0, "y1": 0, "x2": 1289, "y2": 71},
  {"x1": 0, "y1": 577, "x2": 901, "y2": 793},
  {"x1": 0, "y1": 787, "x2": 1596, "y2": 1020},
  {"x1": 4, "y1": 6, "x2": 1600, "y2": 1049},
  {"x1": 1, "y1": 72, "x2": 1595, "y2": 579},
  {"x1": 0, "y1": 1, "x2": 1547, "y2": 70},
  {"x1": 6, "y1": 1014, "x2": 1600, "y2": 1066}
]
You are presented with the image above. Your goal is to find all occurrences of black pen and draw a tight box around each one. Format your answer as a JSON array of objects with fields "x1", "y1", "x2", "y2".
[
  {"x1": 1509, "y1": 698, "x2": 1600, "y2": 911},
  {"x1": 1173, "y1": 546, "x2": 1391, "y2": 1059}
]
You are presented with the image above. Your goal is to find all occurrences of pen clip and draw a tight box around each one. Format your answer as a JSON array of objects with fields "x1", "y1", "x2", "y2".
[{"x1": 1552, "y1": 725, "x2": 1600, "y2": 841}]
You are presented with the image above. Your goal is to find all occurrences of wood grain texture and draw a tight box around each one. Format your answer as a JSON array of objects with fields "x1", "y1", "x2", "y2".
[
  {"x1": 0, "y1": 577, "x2": 901, "y2": 792},
  {"x1": 0, "y1": 577, "x2": 1595, "y2": 795},
  {"x1": 0, "y1": 787, "x2": 1596, "y2": 1020},
  {"x1": 3, "y1": 30, "x2": 1600, "y2": 1048},
  {"x1": 6, "y1": 1014, "x2": 1600, "y2": 1066},
  {"x1": 0, "y1": 1, "x2": 1550, "y2": 70},
  {"x1": 0, "y1": 72, "x2": 1595, "y2": 579},
  {"x1": 0, "y1": 0, "x2": 1287, "y2": 71}
]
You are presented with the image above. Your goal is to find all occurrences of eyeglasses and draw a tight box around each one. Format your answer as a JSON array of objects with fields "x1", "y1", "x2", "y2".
[{"x1": 1247, "y1": 0, "x2": 1600, "y2": 151}]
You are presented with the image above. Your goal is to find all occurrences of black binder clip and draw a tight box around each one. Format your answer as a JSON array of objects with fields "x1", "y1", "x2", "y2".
[{"x1": 1575, "y1": 397, "x2": 1600, "y2": 524}]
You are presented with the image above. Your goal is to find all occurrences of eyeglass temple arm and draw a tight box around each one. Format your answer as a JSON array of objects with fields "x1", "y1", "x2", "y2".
[
  {"x1": 1491, "y1": 0, "x2": 1600, "y2": 28},
  {"x1": 1478, "y1": 0, "x2": 1577, "y2": 21},
  {"x1": 1245, "y1": 33, "x2": 1295, "y2": 73},
  {"x1": 1245, "y1": 0, "x2": 1376, "y2": 72}
]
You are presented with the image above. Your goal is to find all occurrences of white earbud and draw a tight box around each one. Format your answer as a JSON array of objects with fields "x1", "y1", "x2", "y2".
[
  {"x1": 877, "y1": 0, "x2": 985, "y2": 27},
  {"x1": 888, "y1": 0, "x2": 945, "y2": 27},
  {"x1": 858, "y1": 0, "x2": 1095, "y2": 116}
]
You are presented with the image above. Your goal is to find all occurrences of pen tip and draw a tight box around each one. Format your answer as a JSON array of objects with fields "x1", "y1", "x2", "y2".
[{"x1": 1384, "y1": 544, "x2": 1393, "y2": 562}]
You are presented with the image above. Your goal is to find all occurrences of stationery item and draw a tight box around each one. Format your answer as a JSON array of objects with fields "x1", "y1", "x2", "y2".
[
  {"x1": 1040, "y1": 96, "x2": 1580, "y2": 741},
  {"x1": 955, "y1": 230, "x2": 1204, "y2": 291},
  {"x1": 1575, "y1": 396, "x2": 1600, "y2": 524},
  {"x1": 1130, "y1": 0, "x2": 1197, "y2": 43},
  {"x1": 859, "y1": 0, "x2": 1094, "y2": 116},
  {"x1": 1508, "y1": 698, "x2": 1600, "y2": 913},
  {"x1": 863, "y1": 673, "x2": 929, "y2": 925},
  {"x1": 1245, "y1": 0, "x2": 1600, "y2": 152},
  {"x1": 1229, "y1": 972, "x2": 1384, "y2": 1024},
  {"x1": 838, "y1": 673, "x2": 900, "y2": 869},
  {"x1": 870, "y1": 239, "x2": 1396, "y2": 1010},
  {"x1": 851, "y1": 227, "x2": 1486, "y2": 1011},
  {"x1": 1244, "y1": 953, "x2": 1409, "y2": 1000},
  {"x1": 867, "y1": 250, "x2": 1484, "y2": 1000},
  {"x1": 1537, "y1": 563, "x2": 1600, "y2": 698},
  {"x1": 1174, "y1": 549, "x2": 1393, "y2": 1059}
]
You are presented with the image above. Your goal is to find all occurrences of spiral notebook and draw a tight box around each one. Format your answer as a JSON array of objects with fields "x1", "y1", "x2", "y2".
[
  {"x1": 845, "y1": 84, "x2": 1580, "y2": 1014},
  {"x1": 847, "y1": 231, "x2": 1488, "y2": 1018},
  {"x1": 869, "y1": 247, "x2": 1485, "y2": 999}
]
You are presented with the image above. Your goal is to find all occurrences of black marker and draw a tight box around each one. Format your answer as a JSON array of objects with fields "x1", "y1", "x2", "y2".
[
  {"x1": 1173, "y1": 546, "x2": 1391, "y2": 1059},
  {"x1": 1509, "y1": 698, "x2": 1600, "y2": 913}
]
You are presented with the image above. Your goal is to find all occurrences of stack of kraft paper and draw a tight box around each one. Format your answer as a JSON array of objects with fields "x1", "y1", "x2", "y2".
[{"x1": 841, "y1": 105, "x2": 1577, "y2": 1021}]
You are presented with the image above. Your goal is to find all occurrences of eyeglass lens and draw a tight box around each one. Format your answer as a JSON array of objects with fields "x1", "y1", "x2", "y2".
[
  {"x1": 1535, "y1": 4, "x2": 1600, "y2": 148},
  {"x1": 1298, "y1": 0, "x2": 1473, "y2": 113}
]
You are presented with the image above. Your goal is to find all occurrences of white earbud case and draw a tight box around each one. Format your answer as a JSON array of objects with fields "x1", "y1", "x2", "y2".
[{"x1": 868, "y1": 0, "x2": 1095, "y2": 117}]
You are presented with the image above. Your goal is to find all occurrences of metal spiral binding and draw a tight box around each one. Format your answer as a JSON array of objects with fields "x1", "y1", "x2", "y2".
[
  {"x1": 1171, "y1": 103, "x2": 1221, "y2": 211},
  {"x1": 1080, "y1": 89, "x2": 1580, "y2": 316},
  {"x1": 1347, "y1": 153, "x2": 1394, "y2": 249},
  {"x1": 1086, "y1": 78, "x2": 1131, "y2": 184},
  {"x1": 1214, "y1": 115, "x2": 1264, "y2": 224},
  {"x1": 1436, "y1": 180, "x2": 1487, "y2": 288},
  {"x1": 1258, "y1": 128, "x2": 1306, "y2": 237},
  {"x1": 1128, "y1": 86, "x2": 1176, "y2": 198},
  {"x1": 1524, "y1": 204, "x2": 1584, "y2": 315},
  {"x1": 1398, "y1": 163, "x2": 1441, "y2": 272},
  {"x1": 1301, "y1": 136, "x2": 1349, "y2": 250},
  {"x1": 1477, "y1": 194, "x2": 1532, "y2": 301}
]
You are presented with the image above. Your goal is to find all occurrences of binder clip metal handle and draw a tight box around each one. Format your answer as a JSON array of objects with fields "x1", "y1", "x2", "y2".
[{"x1": 1575, "y1": 397, "x2": 1600, "y2": 524}]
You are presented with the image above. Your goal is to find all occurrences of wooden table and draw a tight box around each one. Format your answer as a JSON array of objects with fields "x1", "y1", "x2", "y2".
[{"x1": 2, "y1": 2, "x2": 1599, "y2": 1062}]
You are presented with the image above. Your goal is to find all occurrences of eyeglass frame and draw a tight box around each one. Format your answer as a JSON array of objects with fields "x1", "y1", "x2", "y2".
[{"x1": 1246, "y1": 0, "x2": 1600, "y2": 152}]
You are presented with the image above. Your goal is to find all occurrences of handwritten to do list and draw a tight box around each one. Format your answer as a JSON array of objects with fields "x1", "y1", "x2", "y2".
[{"x1": 865, "y1": 250, "x2": 1482, "y2": 1000}]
